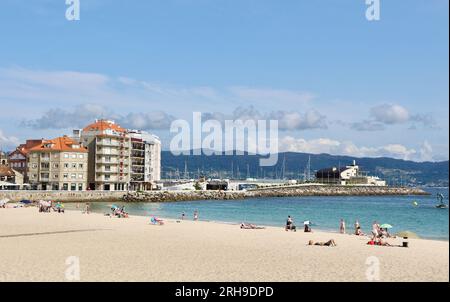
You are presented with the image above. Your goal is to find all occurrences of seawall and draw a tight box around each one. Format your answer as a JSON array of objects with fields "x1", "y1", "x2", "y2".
[{"x1": 0, "y1": 186, "x2": 429, "y2": 203}]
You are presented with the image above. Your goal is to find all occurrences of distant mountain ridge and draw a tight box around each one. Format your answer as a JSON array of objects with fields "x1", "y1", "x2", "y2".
[{"x1": 161, "y1": 150, "x2": 449, "y2": 187}]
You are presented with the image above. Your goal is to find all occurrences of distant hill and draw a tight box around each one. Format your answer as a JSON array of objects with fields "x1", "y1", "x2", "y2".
[{"x1": 161, "y1": 150, "x2": 449, "y2": 187}]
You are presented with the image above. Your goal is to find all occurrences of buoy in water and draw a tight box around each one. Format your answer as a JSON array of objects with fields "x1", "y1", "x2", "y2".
[{"x1": 412, "y1": 201, "x2": 418, "y2": 207}]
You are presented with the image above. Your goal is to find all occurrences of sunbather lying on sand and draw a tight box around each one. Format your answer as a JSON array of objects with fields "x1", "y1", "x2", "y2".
[
  {"x1": 240, "y1": 223, "x2": 265, "y2": 229},
  {"x1": 150, "y1": 216, "x2": 164, "y2": 225},
  {"x1": 308, "y1": 239, "x2": 337, "y2": 247}
]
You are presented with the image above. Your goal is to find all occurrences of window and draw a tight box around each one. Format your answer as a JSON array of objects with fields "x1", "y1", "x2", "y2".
[
  {"x1": 53, "y1": 163, "x2": 59, "y2": 169},
  {"x1": 105, "y1": 175, "x2": 111, "y2": 181},
  {"x1": 54, "y1": 174, "x2": 59, "y2": 179},
  {"x1": 72, "y1": 163, "x2": 77, "y2": 169},
  {"x1": 71, "y1": 183, "x2": 77, "y2": 191},
  {"x1": 78, "y1": 174, "x2": 83, "y2": 179},
  {"x1": 32, "y1": 164, "x2": 37, "y2": 169},
  {"x1": 64, "y1": 163, "x2": 69, "y2": 169},
  {"x1": 63, "y1": 183, "x2": 68, "y2": 191},
  {"x1": 79, "y1": 164, "x2": 84, "y2": 169},
  {"x1": 71, "y1": 174, "x2": 76, "y2": 179},
  {"x1": 78, "y1": 184, "x2": 83, "y2": 191},
  {"x1": 64, "y1": 153, "x2": 69, "y2": 159},
  {"x1": 32, "y1": 153, "x2": 37, "y2": 158},
  {"x1": 78, "y1": 154, "x2": 84, "y2": 159},
  {"x1": 63, "y1": 174, "x2": 68, "y2": 179},
  {"x1": 71, "y1": 154, "x2": 77, "y2": 159}
]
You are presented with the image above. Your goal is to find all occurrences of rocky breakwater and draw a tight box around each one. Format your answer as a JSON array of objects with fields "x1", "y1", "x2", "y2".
[
  {"x1": 123, "y1": 190, "x2": 247, "y2": 202},
  {"x1": 246, "y1": 185, "x2": 429, "y2": 198}
]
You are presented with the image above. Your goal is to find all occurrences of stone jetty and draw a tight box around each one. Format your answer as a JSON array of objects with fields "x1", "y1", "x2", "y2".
[{"x1": 1, "y1": 185, "x2": 429, "y2": 203}]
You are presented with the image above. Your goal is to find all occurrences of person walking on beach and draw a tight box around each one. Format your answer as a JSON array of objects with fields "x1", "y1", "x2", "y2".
[
  {"x1": 181, "y1": 212, "x2": 186, "y2": 220},
  {"x1": 193, "y1": 210, "x2": 199, "y2": 221},
  {"x1": 339, "y1": 219, "x2": 346, "y2": 234},
  {"x1": 354, "y1": 220, "x2": 360, "y2": 234},
  {"x1": 84, "y1": 202, "x2": 90, "y2": 214},
  {"x1": 371, "y1": 221, "x2": 380, "y2": 240}
]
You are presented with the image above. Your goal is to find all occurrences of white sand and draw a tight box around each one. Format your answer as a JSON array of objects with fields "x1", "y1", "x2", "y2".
[{"x1": 0, "y1": 207, "x2": 448, "y2": 282}]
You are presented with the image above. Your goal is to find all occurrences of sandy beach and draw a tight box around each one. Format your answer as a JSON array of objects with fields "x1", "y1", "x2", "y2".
[{"x1": 0, "y1": 207, "x2": 448, "y2": 282}]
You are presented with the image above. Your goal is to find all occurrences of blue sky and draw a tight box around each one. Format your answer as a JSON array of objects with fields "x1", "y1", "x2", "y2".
[{"x1": 0, "y1": 0, "x2": 448, "y2": 161}]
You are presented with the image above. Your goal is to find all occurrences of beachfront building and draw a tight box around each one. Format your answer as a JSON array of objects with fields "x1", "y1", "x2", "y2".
[
  {"x1": 315, "y1": 160, "x2": 386, "y2": 186},
  {"x1": 8, "y1": 140, "x2": 44, "y2": 183},
  {"x1": 0, "y1": 151, "x2": 8, "y2": 166},
  {"x1": 27, "y1": 136, "x2": 88, "y2": 191},
  {"x1": 74, "y1": 120, "x2": 131, "y2": 191},
  {"x1": 128, "y1": 130, "x2": 161, "y2": 191}
]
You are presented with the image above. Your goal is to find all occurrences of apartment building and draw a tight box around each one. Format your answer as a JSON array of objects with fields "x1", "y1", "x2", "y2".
[
  {"x1": 74, "y1": 120, "x2": 131, "y2": 191},
  {"x1": 27, "y1": 136, "x2": 88, "y2": 191},
  {"x1": 128, "y1": 130, "x2": 161, "y2": 191}
]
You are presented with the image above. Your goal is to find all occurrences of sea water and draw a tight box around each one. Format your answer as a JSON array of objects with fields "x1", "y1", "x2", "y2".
[{"x1": 71, "y1": 187, "x2": 449, "y2": 240}]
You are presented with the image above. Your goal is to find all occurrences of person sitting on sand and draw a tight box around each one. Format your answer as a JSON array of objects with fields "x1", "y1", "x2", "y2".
[
  {"x1": 308, "y1": 239, "x2": 337, "y2": 247},
  {"x1": 355, "y1": 226, "x2": 365, "y2": 236},
  {"x1": 304, "y1": 222, "x2": 312, "y2": 233},
  {"x1": 285, "y1": 216, "x2": 296, "y2": 232}
]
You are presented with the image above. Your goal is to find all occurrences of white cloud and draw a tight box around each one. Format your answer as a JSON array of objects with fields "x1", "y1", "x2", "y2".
[
  {"x1": 203, "y1": 106, "x2": 327, "y2": 131},
  {"x1": 22, "y1": 104, "x2": 175, "y2": 131},
  {"x1": 370, "y1": 104, "x2": 410, "y2": 124},
  {"x1": 0, "y1": 129, "x2": 20, "y2": 150},
  {"x1": 350, "y1": 120, "x2": 385, "y2": 131},
  {"x1": 279, "y1": 136, "x2": 435, "y2": 162}
]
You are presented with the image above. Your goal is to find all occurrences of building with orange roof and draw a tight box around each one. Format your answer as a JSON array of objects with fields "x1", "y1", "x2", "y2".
[
  {"x1": 27, "y1": 136, "x2": 88, "y2": 191},
  {"x1": 8, "y1": 139, "x2": 44, "y2": 182},
  {"x1": 73, "y1": 120, "x2": 131, "y2": 191}
]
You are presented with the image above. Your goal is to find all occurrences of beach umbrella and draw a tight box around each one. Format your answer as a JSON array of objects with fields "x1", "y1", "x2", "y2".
[
  {"x1": 380, "y1": 223, "x2": 393, "y2": 229},
  {"x1": 396, "y1": 231, "x2": 420, "y2": 239}
]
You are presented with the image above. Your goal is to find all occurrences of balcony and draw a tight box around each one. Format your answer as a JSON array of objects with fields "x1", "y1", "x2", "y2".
[
  {"x1": 96, "y1": 149, "x2": 120, "y2": 156},
  {"x1": 96, "y1": 139, "x2": 120, "y2": 147},
  {"x1": 96, "y1": 158, "x2": 119, "y2": 165},
  {"x1": 96, "y1": 168, "x2": 119, "y2": 174}
]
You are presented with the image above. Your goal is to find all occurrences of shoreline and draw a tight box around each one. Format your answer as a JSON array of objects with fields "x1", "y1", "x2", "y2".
[{"x1": 0, "y1": 208, "x2": 448, "y2": 282}]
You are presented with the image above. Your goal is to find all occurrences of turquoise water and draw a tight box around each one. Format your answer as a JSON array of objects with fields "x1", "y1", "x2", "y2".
[{"x1": 70, "y1": 188, "x2": 449, "y2": 240}]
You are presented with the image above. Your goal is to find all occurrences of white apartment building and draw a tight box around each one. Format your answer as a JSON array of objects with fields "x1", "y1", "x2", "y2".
[
  {"x1": 74, "y1": 120, "x2": 131, "y2": 191},
  {"x1": 128, "y1": 130, "x2": 161, "y2": 191}
]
